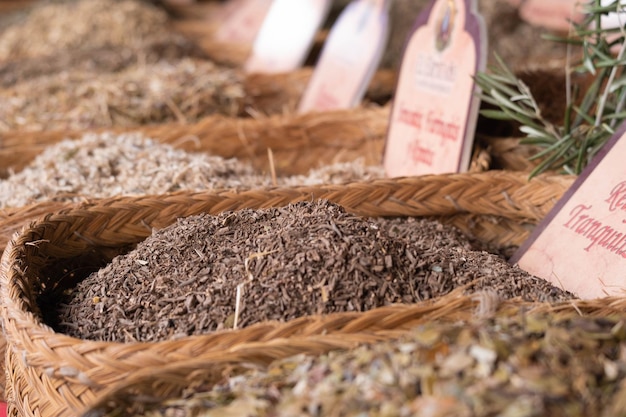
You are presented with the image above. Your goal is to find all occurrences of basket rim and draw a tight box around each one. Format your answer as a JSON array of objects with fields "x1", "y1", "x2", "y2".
[{"x1": 0, "y1": 170, "x2": 583, "y2": 415}]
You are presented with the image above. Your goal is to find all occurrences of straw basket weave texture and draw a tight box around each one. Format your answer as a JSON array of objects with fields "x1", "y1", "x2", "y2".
[
  {"x1": 82, "y1": 292, "x2": 626, "y2": 417},
  {"x1": 0, "y1": 105, "x2": 389, "y2": 179},
  {"x1": 0, "y1": 171, "x2": 574, "y2": 417},
  {"x1": 0, "y1": 103, "x2": 494, "y2": 257}
]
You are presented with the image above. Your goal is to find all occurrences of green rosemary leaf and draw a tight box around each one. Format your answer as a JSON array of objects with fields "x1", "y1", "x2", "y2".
[
  {"x1": 528, "y1": 135, "x2": 574, "y2": 160},
  {"x1": 520, "y1": 137, "x2": 557, "y2": 146},
  {"x1": 477, "y1": 0, "x2": 626, "y2": 177},
  {"x1": 474, "y1": 73, "x2": 520, "y2": 98},
  {"x1": 478, "y1": 109, "x2": 515, "y2": 121},
  {"x1": 604, "y1": 111, "x2": 626, "y2": 120},
  {"x1": 572, "y1": 105, "x2": 597, "y2": 126},
  {"x1": 608, "y1": 78, "x2": 626, "y2": 93},
  {"x1": 519, "y1": 126, "x2": 558, "y2": 142},
  {"x1": 490, "y1": 89, "x2": 538, "y2": 119}
]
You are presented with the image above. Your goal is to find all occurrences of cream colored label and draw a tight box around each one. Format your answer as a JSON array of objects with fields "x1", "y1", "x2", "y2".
[
  {"x1": 245, "y1": 0, "x2": 332, "y2": 74},
  {"x1": 514, "y1": 130, "x2": 626, "y2": 299},
  {"x1": 298, "y1": 0, "x2": 389, "y2": 113},
  {"x1": 384, "y1": 0, "x2": 480, "y2": 177}
]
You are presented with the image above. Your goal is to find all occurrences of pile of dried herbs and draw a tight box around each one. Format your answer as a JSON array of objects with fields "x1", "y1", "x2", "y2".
[
  {"x1": 0, "y1": 0, "x2": 169, "y2": 61},
  {"x1": 118, "y1": 312, "x2": 626, "y2": 417},
  {"x1": 0, "y1": 57, "x2": 244, "y2": 132},
  {"x1": 0, "y1": 132, "x2": 261, "y2": 208},
  {"x1": 0, "y1": 35, "x2": 205, "y2": 88},
  {"x1": 53, "y1": 200, "x2": 572, "y2": 343},
  {"x1": 0, "y1": 132, "x2": 384, "y2": 209}
]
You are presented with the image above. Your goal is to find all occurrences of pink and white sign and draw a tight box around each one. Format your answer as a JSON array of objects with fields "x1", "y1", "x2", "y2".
[
  {"x1": 506, "y1": 0, "x2": 584, "y2": 32},
  {"x1": 215, "y1": 0, "x2": 274, "y2": 45},
  {"x1": 298, "y1": 0, "x2": 390, "y2": 113},
  {"x1": 512, "y1": 125, "x2": 626, "y2": 299},
  {"x1": 245, "y1": 0, "x2": 333, "y2": 74},
  {"x1": 383, "y1": 0, "x2": 486, "y2": 177}
]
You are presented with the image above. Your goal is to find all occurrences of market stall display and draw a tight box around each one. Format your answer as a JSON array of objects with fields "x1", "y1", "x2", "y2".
[{"x1": 1, "y1": 1, "x2": 626, "y2": 417}]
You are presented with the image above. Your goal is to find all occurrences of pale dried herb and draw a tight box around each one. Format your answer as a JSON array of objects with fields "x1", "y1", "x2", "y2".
[
  {"x1": 0, "y1": 132, "x2": 384, "y2": 209},
  {"x1": 0, "y1": 0, "x2": 169, "y2": 61},
  {"x1": 0, "y1": 132, "x2": 262, "y2": 209},
  {"x1": 0, "y1": 57, "x2": 245, "y2": 132},
  {"x1": 106, "y1": 314, "x2": 626, "y2": 417},
  {"x1": 0, "y1": 36, "x2": 206, "y2": 88}
]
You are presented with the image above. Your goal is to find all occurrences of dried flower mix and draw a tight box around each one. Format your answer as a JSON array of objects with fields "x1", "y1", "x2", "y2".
[{"x1": 122, "y1": 314, "x2": 626, "y2": 417}]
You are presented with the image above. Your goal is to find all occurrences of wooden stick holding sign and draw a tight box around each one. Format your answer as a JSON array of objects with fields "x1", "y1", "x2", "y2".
[
  {"x1": 383, "y1": 0, "x2": 486, "y2": 177},
  {"x1": 298, "y1": 0, "x2": 390, "y2": 113}
]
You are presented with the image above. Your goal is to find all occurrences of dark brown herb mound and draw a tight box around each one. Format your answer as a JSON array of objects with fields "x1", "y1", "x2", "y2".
[{"x1": 56, "y1": 201, "x2": 572, "y2": 342}]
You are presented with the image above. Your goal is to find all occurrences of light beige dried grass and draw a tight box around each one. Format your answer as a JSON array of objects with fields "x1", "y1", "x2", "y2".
[
  {"x1": 0, "y1": 0, "x2": 169, "y2": 62},
  {"x1": 0, "y1": 57, "x2": 245, "y2": 132},
  {"x1": 0, "y1": 132, "x2": 384, "y2": 210},
  {"x1": 0, "y1": 132, "x2": 261, "y2": 209}
]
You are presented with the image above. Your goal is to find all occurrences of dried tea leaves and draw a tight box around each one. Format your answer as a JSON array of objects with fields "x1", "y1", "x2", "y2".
[{"x1": 55, "y1": 201, "x2": 572, "y2": 343}]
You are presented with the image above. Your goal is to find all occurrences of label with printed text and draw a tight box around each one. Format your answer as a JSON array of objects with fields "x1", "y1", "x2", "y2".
[
  {"x1": 383, "y1": 0, "x2": 485, "y2": 177},
  {"x1": 512, "y1": 125, "x2": 626, "y2": 299}
]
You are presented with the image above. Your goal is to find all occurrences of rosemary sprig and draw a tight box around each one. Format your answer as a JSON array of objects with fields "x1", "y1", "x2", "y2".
[{"x1": 476, "y1": 0, "x2": 626, "y2": 177}]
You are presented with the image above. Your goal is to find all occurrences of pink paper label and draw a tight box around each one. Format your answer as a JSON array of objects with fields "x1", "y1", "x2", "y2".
[
  {"x1": 506, "y1": 0, "x2": 584, "y2": 32},
  {"x1": 512, "y1": 127, "x2": 626, "y2": 299},
  {"x1": 245, "y1": 0, "x2": 333, "y2": 74},
  {"x1": 297, "y1": 0, "x2": 389, "y2": 113},
  {"x1": 383, "y1": 0, "x2": 485, "y2": 177},
  {"x1": 215, "y1": 0, "x2": 274, "y2": 44}
]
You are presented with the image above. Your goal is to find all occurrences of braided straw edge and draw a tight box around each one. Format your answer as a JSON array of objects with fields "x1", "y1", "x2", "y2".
[
  {"x1": 81, "y1": 287, "x2": 626, "y2": 417},
  {"x1": 0, "y1": 105, "x2": 389, "y2": 178},
  {"x1": 0, "y1": 171, "x2": 573, "y2": 416}
]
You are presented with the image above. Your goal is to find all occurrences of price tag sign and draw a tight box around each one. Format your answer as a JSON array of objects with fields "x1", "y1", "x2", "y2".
[
  {"x1": 383, "y1": 0, "x2": 486, "y2": 177},
  {"x1": 245, "y1": 0, "x2": 333, "y2": 74},
  {"x1": 297, "y1": 0, "x2": 390, "y2": 113},
  {"x1": 215, "y1": 0, "x2": 274, "y2": 45},
  {"x1": 511, "y1": 125, "x2": 626, "y2": 299}
]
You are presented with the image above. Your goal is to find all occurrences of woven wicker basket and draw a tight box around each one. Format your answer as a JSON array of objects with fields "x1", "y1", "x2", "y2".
[
  {"x1": 0, "y1": 104, "x2": 495, "y2": 256},
  {"x1": 0, "y1": 105, "x2": 389, "y2": 179},
  {"x1": 0, "y1": 171, "x2": 574, "y2": 417},
  {"x1": 82, "y1": 292, "x2": 626, "y2": 417}
]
